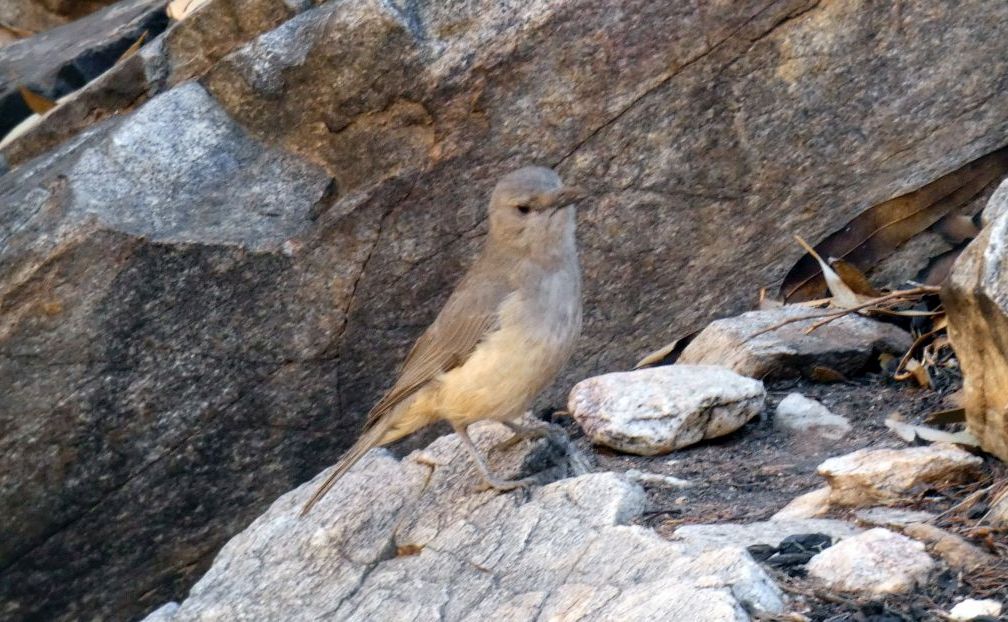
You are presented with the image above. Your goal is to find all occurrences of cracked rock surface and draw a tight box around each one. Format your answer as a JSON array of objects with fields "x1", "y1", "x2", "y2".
[
  {"x1": 144, "y1": 424, "x2": 784, "y2": 621},
  {"x1": 5, "y1": 0, "x2": 1008, "y2": 619}
]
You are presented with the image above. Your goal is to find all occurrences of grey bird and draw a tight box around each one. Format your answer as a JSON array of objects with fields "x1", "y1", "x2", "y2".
[{"x1": 300, "y1": 165, "x2": 585, "y2": 516}]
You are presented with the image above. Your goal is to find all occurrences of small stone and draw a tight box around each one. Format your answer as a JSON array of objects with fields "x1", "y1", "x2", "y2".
[
  {"x1": 854, "y1": 507, "x2": 937, "y2": 528},
  {"x1": 807, "y1": 528, "x2": 935, "y2": 595},
  {"x1": 678, "y1": 306, "x2": 912, "y2": 381},
  {"x1": 949, "y1": 598, "x2": 1003, "y2": 621},
  {"x1": 624, "y1": 469, "x2": 692, "y2": 488},
  {"x1": 775, "y1": 393, "x2": 851, "y2": 439},
  {"x1": 901, "y1": 522, "x2": 998, "y2": 573},
  {"x1": 568, "y1": 365, "x2": 765, "y2": 455},
  {"x1": 818, "y1": 444, "x2": 983, "y2": 507},
  {"x1": 771, "y1": 486, "x2": 832, "y2": 520}
]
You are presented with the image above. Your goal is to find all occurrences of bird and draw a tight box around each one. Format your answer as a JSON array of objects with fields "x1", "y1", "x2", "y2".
[{"x1": 300, "y1": 165, "x2": 586, "y2": 516}]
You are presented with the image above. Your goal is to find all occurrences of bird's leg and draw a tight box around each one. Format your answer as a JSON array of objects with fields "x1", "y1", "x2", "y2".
[
  {"x1": 452, "y1": 423, "x2": 538, "y2": 492},
  {"x1": 492, "y1": 417, "x2": 566, "y2": 453}
]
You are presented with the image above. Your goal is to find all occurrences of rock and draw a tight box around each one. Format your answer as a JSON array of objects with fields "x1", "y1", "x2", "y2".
[
  {"x1": 774, "y1": 393, "x2": 851, "y2": 439},
  {"x1": 0, "y1": 0, "x2": 168, "y2": 140},
  {"x1": 624, "y1": 469, "x2": 692, "y2": 488},
  {"x1": 817, "y1": 445, "x2": 983, "y2": 507},
  {"x1": 672, "y1": 519, "x2": 860, "y2": 556},
  {"x1": 0, "y1": 1, "x2": 118, "y2": 36},
  {"x1": 144, "y1": 423, "x2": 785, "y2": 621},
  {"x1": 944, "y1": 186, "x2": 1008, "y2": 461},
  {"x1": 806, "y1": 528, "x2": 935, "y2": 595},
  {"x1": 854, "y1": 507, "x2": 937, "y2": 528},
  {"x1": 568, "y1": 365, "x2": 765, "y2": 455},
  {"x1": 901, "y1": 522, "x2": 998, "y2": 574},
  {"x1": 771, "y1": 486, "x2": 832, "y2": 520},
  {"x1": 949, "y1": 598, "x2": 1003, "y2": 621},
  {"x1": 678, "y1": 307, "x2": 912, "y2": 381},
  {"x1": 981, "y1": 178, "x2": 1008, "y2": 226},
  {"x1": 7, "y1": 0, "x2": 1008, "y2": 618}
]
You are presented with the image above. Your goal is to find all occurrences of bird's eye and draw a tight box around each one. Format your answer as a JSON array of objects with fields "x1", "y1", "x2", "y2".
[{"x1": 516, "y1": 205, "x2": 530, "y2": 214}]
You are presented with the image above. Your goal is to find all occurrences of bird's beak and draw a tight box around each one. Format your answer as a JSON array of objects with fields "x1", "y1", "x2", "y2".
[{"x1": 546, "y1": 185, "x2": 588, "y2": 208}]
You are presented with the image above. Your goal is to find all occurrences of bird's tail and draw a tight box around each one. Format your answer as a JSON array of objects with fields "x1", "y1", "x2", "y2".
[{"x1": 299, "y1": 420, "x2": 391, "y2": 517}]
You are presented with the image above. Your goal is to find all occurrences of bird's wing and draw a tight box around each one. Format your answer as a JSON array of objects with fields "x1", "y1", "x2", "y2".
[{"x1": 363, "y1": 262, "x2": 513, "y2": 431}]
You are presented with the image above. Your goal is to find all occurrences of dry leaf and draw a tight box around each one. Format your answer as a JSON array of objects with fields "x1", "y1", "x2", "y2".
[
  {"x1": 117, "y1": 30, "x2": 148, "y2": 63},
  {"x1": 924, "y1": 407, "x2": 966, "y2": 425},
  {"x1": 167, "y1": 0, "x2": 212, "y2": 20},
  {"x1": 829, "y1": 258, "x2": 882, "y2": 297},
  {"x1": 807, "y1": 365, "x2": 848, "y2": 383},
  {"x1": 18, "y1": 86, "x2": 57, "y2": 114},
  {"x1": 793, "y1": 235, "x2": 868, "y2": 308},
  {"x1": 932, "y1": 213, "x2": 981, "y2": 244},
  {"x1": 885, "y1": 415, "x2": 978, "y2": 447},
  {"x1": 903, "y1": 358, "x2": 931, "y2": 388},
  {"x1": 782, "y1": 147, "x2": 1008, "y2": 301},
  {"x1": 635, "y1": 331, "x2": 698, "y2": 368}
]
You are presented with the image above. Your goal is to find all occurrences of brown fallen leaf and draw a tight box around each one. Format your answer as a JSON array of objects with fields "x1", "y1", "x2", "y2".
[
  {"x1": 635, "y1": 331, "x2": 698, "y2": 368},
  {"x1": 924, "y1": 407, "x2": 966, "y2": 425},
  {"x1": 829, "y1": 258, "x2": 882, "y2": 297},
  {"x1": 782, "y1": 147, "x2": 1008, "y2": 301},
  {"x1": 902, "y1": 358, "x2": 931, "y2": 388},
  {"x1": 18, "y1": 86, "x2": 57, "y2": 114},
  {"x1": 117, "y1": 30, "x2": 148, "y2": 63},
  {"x1": 807, "y1": 365, "x2": 849, "y2": 383},
  {"x1": 793, "y1": 235, "x2": 869, "y2": 308},
  {"x1": 932, "y1": 213, "x2": 981, "y2": 244}
]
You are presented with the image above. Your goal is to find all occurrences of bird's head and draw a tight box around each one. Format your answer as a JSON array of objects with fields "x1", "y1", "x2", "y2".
[{"x1": 487, "y1": 166, "x2": 585, "y2": 254}]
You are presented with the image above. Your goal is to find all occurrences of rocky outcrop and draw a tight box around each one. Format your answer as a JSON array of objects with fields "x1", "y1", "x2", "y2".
[
  {"x1": 568, "y1": 366, "x2": 765, "y2": 455},
  {"x1": 143, "y1": 423, "x2": 785, "y2": 622},
  {"x1": 5, "y1": 0, "x2": 1008, "y2": 619},
  {"x1": 944, "y1": 178, "x2": 1008, "y2": 461},
  {"x1": 679, "y1": 306, "x2": 912, "y2": 380}
]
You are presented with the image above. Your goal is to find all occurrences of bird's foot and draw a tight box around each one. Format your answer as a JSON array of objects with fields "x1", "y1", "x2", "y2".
[
  {"x1": 474, "y1": 473, "x2": 539, "y2": 493},
  {"x1": 492, "y1": 420, "x2": 566, "y2": 453}
]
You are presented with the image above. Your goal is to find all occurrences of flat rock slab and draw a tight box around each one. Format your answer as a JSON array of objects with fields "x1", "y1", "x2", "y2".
[
  {"x1": 774, "y1": 393, "x2": 851, "y2": 440},
  {"x1": 568, "y1": 365, "x2": 765, "y2": 455},
  {"x1": 678, "y1": 306, "x2": 912, "y2": 381},
  {"x1": 145, "y1": 423, "x2": 784, "y2": 622},
  {"x1": 807, "y1": 528, "x2": 935, "y2": 595},
  {"x1": 854, "y1": 507, "x2": 938, "y2": 528},
  {"x1": 818, "y1": 444, "x2": 983, "y2": 507}
]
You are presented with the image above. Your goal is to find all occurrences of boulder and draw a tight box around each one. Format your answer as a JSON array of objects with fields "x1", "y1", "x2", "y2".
[
  {"x1": 678, "y1": 307, "x2": 912, "y2": 381},
  {"x1": 6, "y1": 0, "x2": 1008, "y2": 618},
  {"x1": 817, "y1": 445, "x2": 983, "y2": 507},
  {"x1": 774, "y1": 393, "x2": 851, "y2": 439},
  {"x1": 143, "y1": 423, "x2": 785, "y2": 621},
  {"x1": 944, "y1": 183, "x2": 1008, "y2": 461},
  {"x1": 568, "y1": 366, "x2": 765, "y2": 455},
  {"x1": 806, "y1": 528, "x2": 935, "y2": 595}
]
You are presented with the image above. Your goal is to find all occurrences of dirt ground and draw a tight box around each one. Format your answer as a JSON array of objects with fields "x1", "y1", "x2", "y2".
[{"x1": 549, "y1": 370, "x2": 1008, "y2": 621}]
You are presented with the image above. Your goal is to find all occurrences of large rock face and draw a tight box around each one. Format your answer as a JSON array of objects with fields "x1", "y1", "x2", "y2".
[
  {"x1": 4, "y1": 0, "x2": 1008, "y2": 619},
  {"x1": 944, "y1": 179, "x2": 1008, "y2": 461}
]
